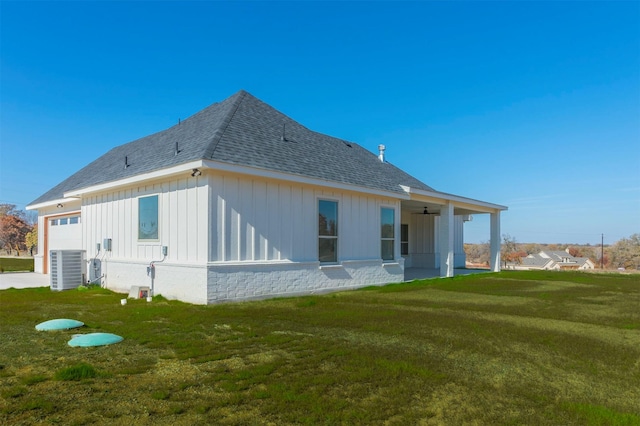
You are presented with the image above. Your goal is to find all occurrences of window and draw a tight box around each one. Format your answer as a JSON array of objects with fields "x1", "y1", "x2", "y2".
[
  {"x1": 50, "y1": 216, "x2": 80, "y2": 226},
  {"x1": 381, "y1": 207, "x2": 395, "y2": 261},
  {"x1": 139, "y1": 195, "x2": 159, "y2": 240},
  {"x1": 401, "y1": 224, "x2": 409, "y2": 256},
  {"x1": 318, "y1": 200, "x2": 338, "y2": 263}
]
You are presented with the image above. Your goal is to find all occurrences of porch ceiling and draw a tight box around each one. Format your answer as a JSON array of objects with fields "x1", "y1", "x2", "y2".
[{"x1": 401, "y1": 199, "x2": 492, "y2": 216}]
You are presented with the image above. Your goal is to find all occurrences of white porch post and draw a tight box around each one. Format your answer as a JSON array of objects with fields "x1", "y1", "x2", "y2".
[
  {"x1": 439, "y1": 202, "x2": 454, "y2": 277},
  {"x1": 490, "y1": 211, "x2": 501, "y2": 272}
]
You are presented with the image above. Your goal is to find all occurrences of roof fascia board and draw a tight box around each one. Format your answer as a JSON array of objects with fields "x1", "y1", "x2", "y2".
[
  {"x1": 63, "y1": 160, "x2": 206, "y2": 198},
  {"x1": 56, "y1": 159, "x2": 405, "y2": 202},
  {"x1": 202, "y1": 160, "x2": 407, "y2": 199},
  {"x1": 26, "y1": 197, "x2": 81, "y2": 211},
  {"x1": 401, "y1": 185, "x2": 508, "y2": 212}
]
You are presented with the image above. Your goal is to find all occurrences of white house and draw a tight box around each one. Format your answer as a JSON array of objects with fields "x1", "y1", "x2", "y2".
[
  {"x1": 27, "y1": 90, "x2": 507, "y2": 304},
  {"x1": 507, "y1": 250, "x2": 595, "y2": 271}
]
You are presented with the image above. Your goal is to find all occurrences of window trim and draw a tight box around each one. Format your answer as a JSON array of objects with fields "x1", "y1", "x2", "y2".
[
  {"x1": 50, "y1": 215, "x2": 81, "y2": 226},
  {"x1": 401, "y1": 224, "x2": 409, "y2": 256},
  {"x1": 318, "y1": 198, "x2": 339, "y2": 264},
  {"x1": 138, "y1": 194, "x2": 160, "y2": 242},
  {"x1": 380, "y1": 206, "x2": 396, "y2": 261}
]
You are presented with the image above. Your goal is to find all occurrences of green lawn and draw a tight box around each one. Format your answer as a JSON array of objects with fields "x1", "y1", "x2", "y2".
[
  {"x1": 0, "y1": 257, "x2": 34, "y2": 272},
  {"x1": 1, "y1": 271, "x2": 639, "y2": 425}
]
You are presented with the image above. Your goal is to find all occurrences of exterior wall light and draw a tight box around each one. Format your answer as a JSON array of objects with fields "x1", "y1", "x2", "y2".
[{"x1": 191, "y1": 169, "x2": 202, "y2": 177}]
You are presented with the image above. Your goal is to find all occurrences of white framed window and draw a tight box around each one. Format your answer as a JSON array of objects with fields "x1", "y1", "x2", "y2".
[
  {"x1": 49, "y1": 215, "x2": 80, "y2": 227},
  {"x1": 318, "y1": 199, "x2": 338, "y2": 263},
  {"x1": 381, "y1": 207, "x2": 395, "y2": 261},
  {"x1": 138, "y1": 195, "x2": 159, "y2": 241}
]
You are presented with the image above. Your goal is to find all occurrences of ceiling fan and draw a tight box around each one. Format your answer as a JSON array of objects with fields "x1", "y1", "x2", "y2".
[{"x1": 412, "y1": 207, "x2": 437, "y2": 215}]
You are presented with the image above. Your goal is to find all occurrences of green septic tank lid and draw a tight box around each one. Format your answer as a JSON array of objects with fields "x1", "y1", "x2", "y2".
[
  {"x1": 35, "y1": 318, "x2": 84, "y2": 331},
  {"x1": 68, "y1": 333, "x2": 123, "y2": 347}
]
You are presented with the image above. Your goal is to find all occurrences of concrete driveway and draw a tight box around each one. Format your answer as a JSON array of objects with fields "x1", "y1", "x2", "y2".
[{"x1": 0, "y1": 272, "x2": 49, "y2": 290}]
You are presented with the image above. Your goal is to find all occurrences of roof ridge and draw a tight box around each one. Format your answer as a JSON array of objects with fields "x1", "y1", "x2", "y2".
[{"x1": 204, "y1": 90, "x2": 247, "y2": 159}]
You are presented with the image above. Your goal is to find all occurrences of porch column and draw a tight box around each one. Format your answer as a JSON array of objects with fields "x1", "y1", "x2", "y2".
[
  {"x1": 490, "y1": 211, "x2": 501, "y2": 272},
  {"x1": 439, "y1": 202, "x2": 454, "y2": 277}
]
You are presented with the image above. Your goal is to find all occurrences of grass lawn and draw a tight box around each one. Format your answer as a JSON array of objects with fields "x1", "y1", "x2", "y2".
[
  {"x1": 0, "y1": 257, "x2": 34, "y2": 272},
  {"x1": 1, "y1": 271, "x2": 639, "y2": 425}
]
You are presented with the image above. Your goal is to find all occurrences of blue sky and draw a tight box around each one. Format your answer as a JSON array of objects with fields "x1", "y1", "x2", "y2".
[{"x1": 1, "y1": 1, "x2": 638, "y2": 245}]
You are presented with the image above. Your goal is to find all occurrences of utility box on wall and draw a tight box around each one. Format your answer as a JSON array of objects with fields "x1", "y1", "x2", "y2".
[
  {"x1": 50, "y1": 250, "x2": 85, "y2": 291},
  {"x1": 89, "y1": 258, "x2": 102, "y2": 283}
]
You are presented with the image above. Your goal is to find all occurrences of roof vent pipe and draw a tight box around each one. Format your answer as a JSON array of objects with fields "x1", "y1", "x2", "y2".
[{"x1": 378, "y1": 144, "x2": 386, "y2": 162}]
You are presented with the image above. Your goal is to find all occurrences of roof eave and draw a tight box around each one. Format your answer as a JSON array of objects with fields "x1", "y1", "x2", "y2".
[
  {"x1": 45, "y1": 159, "x2": 408, "y2": 202},
  {"x1": 203, "y1": 160, "x2": 409, "y2": 199},
  {"x1": 26, "y1": 197, "x2": 81, "y2": 211},
  {"x1": 401, "y1": 185, "x2": 508, "y2": 213},
  {"x1": 63, "y1": 160, "x2": 206, "y2": 198}
]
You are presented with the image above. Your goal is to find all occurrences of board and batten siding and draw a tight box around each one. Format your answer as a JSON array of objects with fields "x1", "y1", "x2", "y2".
[
  {"x1": 81, "y1": 176, "x2": 209, "y2": 264},
  {"x1": 209, "y1": 173, "x2": 400, "y2": 263}
]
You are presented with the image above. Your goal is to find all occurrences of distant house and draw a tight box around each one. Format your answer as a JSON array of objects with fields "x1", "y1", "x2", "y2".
[
  {"x1": 507, "y1": 249, "x2": 595, "y2": 271},
  {"x1": 27, "y1": 90, "x2": 507, "y2": 304}
]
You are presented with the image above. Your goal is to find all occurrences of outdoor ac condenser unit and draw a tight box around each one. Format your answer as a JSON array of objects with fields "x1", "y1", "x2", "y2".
[{"x1": 50, "y1": 250, "x2": 85, "y2": 291}]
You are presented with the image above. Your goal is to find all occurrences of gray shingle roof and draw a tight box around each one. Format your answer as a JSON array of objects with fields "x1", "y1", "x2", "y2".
[
  {"x1": 29, "y1": 90, "x2": 435, "y2": 206},
  {"x1": 519, "y1": 254, "x2": 553, "y2": 268}
]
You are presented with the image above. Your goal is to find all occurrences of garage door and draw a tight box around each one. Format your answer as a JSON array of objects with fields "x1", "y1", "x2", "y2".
[{"x1": 45, "y1": 213, "x2": 83, "y2": 273}]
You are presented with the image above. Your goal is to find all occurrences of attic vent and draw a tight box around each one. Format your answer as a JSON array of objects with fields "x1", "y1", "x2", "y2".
[
  {"x1": 124, "y1": 156, "x2": 130, "y2": 169},
  {"x1": 175, "y1": 142, "x2": 180, "y2": 156},
  {"x1": 342, "y1": 141, "x2": 352, "y2": 148},
  {"x1": 378, "y1": 144, "x2": 386, "y2": 162},
  {"x1": 280, "y1": 123, "x2": 296, "y2": 143}
]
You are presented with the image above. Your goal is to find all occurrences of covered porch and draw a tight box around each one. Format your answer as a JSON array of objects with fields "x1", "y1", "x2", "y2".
[{"x1": 399, "y1": 186, "x2": 507, "y2": 278}]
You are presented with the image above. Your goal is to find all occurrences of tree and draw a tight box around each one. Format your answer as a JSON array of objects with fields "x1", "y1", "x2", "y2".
[
  {"x1": 501, "y1": 234, "x2": 524, "y2": 268},
  {"x1": 608, "y1": 234, "x2": 640, "y2": 270},
  {"x1": 522, "y1": 243, "x2": 542, "y2": 255},
  {"x1": 464, "y1": 242, "x2": 491, "y2": 266},
  {"x1": 0, "y1": 203, "x2": 24, "y2": 218},
  {"x1": 567, "y1": 247, "x2": 581, "y2": 257},
  {"x1": 0, "y1": 214, "x2": 30, "y2": 256},
  {"x1": 25, "y1": 224, "x2": 38, "y2": 256}
]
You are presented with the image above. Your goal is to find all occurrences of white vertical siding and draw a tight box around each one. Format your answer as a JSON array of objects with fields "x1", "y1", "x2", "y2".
[
  {"x1": 410, "y1": 214, "x2": 436, "y2": 254},
  {"x1": 81, "y1": 176, "x2": 208, "y2": 265},
  {"x1": 267, "y1": 182, "x2": 280, "y2": 260},
  {"x1": 209, "y1": 173, "x2": 399, "y2": 263}
]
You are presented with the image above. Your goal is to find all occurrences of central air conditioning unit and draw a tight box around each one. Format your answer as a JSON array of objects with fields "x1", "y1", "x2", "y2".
[{"x1": 50, "y1": 250, "x2": 86, "y2": 291}]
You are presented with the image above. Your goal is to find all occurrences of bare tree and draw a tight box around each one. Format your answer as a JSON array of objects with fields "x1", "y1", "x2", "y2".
[
  {"x1": 464, "y1": 242, "x2": 490, "y2": 266},
  {"x1": 501, "y1": 234, "x2": 525, "y2": 268},
  {"x1": 0, "y1": 215, "x2": 30, "y2": 256},
  {"x1": 608, "y1": 234, "x2": 640, "y2": 270}
]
